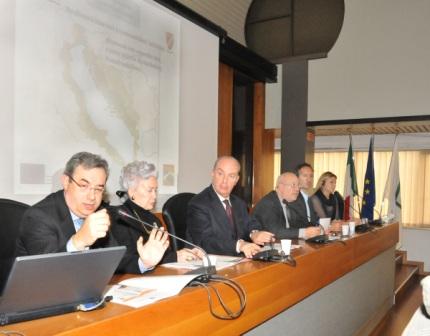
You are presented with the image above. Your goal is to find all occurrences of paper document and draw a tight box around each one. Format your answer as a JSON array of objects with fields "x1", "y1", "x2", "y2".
[
  {"x1": 162, "y1": 254, "x2": 244, "y2": 271},
  {"x1": 106, "y1": 274, "x2": 201, "y2": 308}
]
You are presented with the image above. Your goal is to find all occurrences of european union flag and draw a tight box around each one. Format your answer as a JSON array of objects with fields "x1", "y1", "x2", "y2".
[{"x1": 361, "y1": 136, "x2": 375, "y2": 220}]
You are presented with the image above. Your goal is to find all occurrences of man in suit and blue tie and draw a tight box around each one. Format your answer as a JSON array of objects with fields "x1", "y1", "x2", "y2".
[
  {"x1": 292, "y1": 163, "x2": 319, "y2": 225},
  {"x1": 186, "y1": 156, "x2": 274, "y2": 258},
  {"x1": 252, "y1": 169, "x2": 320, "y2": 240},
  {"x1": 16, "y1": 152, "x2": 115, "y2": 256}
]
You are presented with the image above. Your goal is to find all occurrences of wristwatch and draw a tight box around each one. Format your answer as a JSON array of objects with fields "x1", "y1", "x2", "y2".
[{"x1": 249, "y1": 230, "x2": 259, "y2": 239}]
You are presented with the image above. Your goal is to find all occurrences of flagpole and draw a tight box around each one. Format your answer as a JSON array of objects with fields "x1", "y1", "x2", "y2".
[{"x1": 351, "y1": 134, "x2": 362, "y2": 215}]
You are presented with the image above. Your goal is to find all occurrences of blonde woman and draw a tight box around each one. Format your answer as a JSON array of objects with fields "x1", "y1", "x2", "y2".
[{"x1": 311, "y1": 171, "x2": 344, "y2": 221}]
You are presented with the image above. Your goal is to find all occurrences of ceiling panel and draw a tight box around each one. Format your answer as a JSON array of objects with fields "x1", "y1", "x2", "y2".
[
  {"x1": 177, "y1": 0, "x2": 251, "y2": 45},
  {"x1": 311, "y1": 121, "x2": 430, "y2": 136}
]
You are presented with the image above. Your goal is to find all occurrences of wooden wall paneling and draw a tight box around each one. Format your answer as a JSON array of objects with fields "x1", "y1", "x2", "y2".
[
  {"x1": 262, "y1": 128, "x2": 275, "y2": 196},
  {"x1": 252, "y1": 82, "x2": 274, "y2": 205},
  {"x1": 218, "y1": 63, "x2": 234, "y2": 156}
]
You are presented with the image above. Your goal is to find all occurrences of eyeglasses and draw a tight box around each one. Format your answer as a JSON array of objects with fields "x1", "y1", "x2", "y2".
[
  {"x1": 67, "y1": 175, "x2": 105, "y2": 195},
  {"x1": 280, "y1": 182, "x2": 299, "y2": 189}
]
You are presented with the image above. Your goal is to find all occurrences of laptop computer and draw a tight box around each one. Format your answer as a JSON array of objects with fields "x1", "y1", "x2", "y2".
[{"x1": 0, "y1": 246, "x2": 125, "y2": 325}]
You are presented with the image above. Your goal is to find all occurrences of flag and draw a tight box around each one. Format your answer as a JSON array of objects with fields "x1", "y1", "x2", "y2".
[
  {"x1": 382, "y1": 135, "x2": 401, "y2": 223},
  {"x1": 361, "y1": 136, "x2": 375, "y2": 220},
  {"x1": 343, "y1": 136, "x2": 359, "y2": 220}
]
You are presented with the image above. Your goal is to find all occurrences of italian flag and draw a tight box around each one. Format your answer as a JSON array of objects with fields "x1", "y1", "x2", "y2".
[{"x1": 343, "y1": 137, "x2": 359, "y2": 220}]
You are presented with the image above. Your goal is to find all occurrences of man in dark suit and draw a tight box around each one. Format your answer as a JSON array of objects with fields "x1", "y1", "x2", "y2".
[
  {"x1": 252, "y1": 172, "x2": 321, "y2": 240},
  {"x1": 186, "y1": 156, "x2": 274, "y2": 258},
  {"x1": 16, "y1": 152, "x2": 115, "y2": 256},
  {"x1": 289, "y1": 163, "x2": 319, "y2": 225}
]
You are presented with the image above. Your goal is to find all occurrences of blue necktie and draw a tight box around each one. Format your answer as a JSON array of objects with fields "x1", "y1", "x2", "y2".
[{"x1": 74, "y1": 217, "x2": 84, "y2": 232}]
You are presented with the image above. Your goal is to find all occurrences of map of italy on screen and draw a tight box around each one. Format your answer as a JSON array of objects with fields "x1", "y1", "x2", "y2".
[{"x1": 14, "y1": 0, "x2": 179, "y2": 198}]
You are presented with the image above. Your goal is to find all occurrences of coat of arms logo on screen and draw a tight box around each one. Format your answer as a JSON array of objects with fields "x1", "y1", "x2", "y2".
[{"x1": 165, "y1": 32, "x2": 174, "y2": 51}]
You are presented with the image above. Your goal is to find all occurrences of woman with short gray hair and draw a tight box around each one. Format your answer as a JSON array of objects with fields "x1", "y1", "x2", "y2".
[{"x1": 112, "y1": 161, "x2": 200, "y2": 274}]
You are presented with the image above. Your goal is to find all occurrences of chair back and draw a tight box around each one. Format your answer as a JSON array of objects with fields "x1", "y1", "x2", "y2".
[
  {"x1": 162, "y1": 192, "x2": 195, "y2": 251},
  {"x1": 0, "y1": 198, "x2": 30, "y2": 259}
]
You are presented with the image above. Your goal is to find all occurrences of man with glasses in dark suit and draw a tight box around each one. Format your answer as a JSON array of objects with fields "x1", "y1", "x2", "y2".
[
  {"x1": 16, "y1": 151, "x2": 115, "y2": 256},
  {"x1": 252, "y1": 171, "x2": 320, "y2": 240}
]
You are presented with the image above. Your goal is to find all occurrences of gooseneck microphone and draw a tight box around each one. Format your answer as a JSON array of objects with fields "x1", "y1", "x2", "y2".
[
  {"x1": 116, "y1": 209, "x2": 216, "y2": 278},
  {"x1": 116, "y1": 210, "x2": 247, "y2": 320},
  {"x1": 116, "y1": 190, "x2": 127, "y2": 199},
  {"x1": 348, "y1": 196, "x2": 383, "y2": 227},
  {"x1": 353, "y1": 194, "x2": 383, "y2": 224}
]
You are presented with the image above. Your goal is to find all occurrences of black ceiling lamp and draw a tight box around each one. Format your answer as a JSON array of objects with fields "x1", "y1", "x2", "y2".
[{"x1": 245, "y1": 0, "x2": 345, "y2": 63}]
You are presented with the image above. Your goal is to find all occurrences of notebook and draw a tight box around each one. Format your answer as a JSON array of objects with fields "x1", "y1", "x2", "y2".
[{"x1": 0, "y1": 246, "x2": 125, "y2": 325}]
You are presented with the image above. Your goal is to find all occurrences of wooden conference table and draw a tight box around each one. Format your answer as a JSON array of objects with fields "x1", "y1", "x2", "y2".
[{"x1": 0, "y1": 223, "x2": 398, "y2": 336}]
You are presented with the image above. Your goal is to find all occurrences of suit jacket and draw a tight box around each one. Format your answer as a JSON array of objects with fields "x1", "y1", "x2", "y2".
[
  {"x1": 288, "y1": 191, "x2": 319, "y2": 226},
  {"x1": 252, "y1": 191, "x2": 314, "y2": 239},
  {"x1": 110, "y1": 199, "x2": 176, "y2": 274},
  {"x1": 186, "y1": 185, "x2": 260, "y2": 256},
  {"x1": 16, "y1": 190, "x2": 116, "y2": 256}
]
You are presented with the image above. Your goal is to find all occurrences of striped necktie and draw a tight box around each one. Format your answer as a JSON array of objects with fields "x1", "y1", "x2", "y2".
[
  {"x1": 223, "y1": 199, "x2": 237, "y2": 239},
  {"x1": 223, "y1": 199, "x2": 234, "y2": 227}
]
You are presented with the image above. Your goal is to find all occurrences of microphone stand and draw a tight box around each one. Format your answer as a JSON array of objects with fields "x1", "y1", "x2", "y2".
[
  {"x1": 353, "y1": 194, "x2": 383, "y2": 226},
  {"x1": 116, "y1": 210, "x2": 247, "y2": 320},
  {"x1": 117, "y1": 210, "x2": 216, "y2": 279}
]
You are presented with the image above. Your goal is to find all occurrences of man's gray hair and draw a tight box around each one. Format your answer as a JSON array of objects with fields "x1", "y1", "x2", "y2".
[
  {"x1": 120, "y1": 161, "x2": 157, "y2": 190},
  {"x1": 64, "y1": 152, "x2": 109, "y2": 177}
]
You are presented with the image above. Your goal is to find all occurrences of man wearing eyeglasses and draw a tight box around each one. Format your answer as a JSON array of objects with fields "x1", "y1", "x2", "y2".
[
  {"x1": 252, "y1": 172, "x2": 321, "y2": 240},
  {"x1": 16, "y1": 152, "x2": 116, "y2": 256}
]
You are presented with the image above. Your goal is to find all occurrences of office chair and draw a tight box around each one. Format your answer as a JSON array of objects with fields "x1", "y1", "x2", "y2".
[
  {"x1": 0, "y1": 198, "x2": 29, "y2": 259},
  {"x1": 162, "y1": 192, "x2": 195, "y2": 252}
]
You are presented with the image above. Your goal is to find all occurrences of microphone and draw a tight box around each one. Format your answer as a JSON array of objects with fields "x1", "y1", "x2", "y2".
[
  {"x1": 368, "y1": 205, "x2": 383, "y2": 226},
  {"x1": 116, "y1": 190, "x2": 127, "y2": 199},
  {"x1": 349, "y1": 195, "x2": 383, "y2": 226},
  {"x1": 116, "y1": 209, "x2": 216, "y2": 278},
  {"x1": 347, "y1": 202, "x2": 374, "y2": 233}
]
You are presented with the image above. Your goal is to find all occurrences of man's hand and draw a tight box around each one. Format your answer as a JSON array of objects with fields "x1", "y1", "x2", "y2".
[
  {"x1": 137, "y1": 228, "x2": 169, "y2": 268},
  {"x1": 304, "y1": 227, "x2": 322, "y2": 239},
  {"x1": 177, "y1": 248, "x2": 203, "y2": 262},
  {"x1": 329, "y1": 220, "x2": 343, "y2": 233},
  {"x1": 239, "y1": 240, "x2": 261, "y2": 258},
  {"x1": 72, "y1": 209, "x2": 110, "y2": 250},
  {"x1": 250, "y1": 231, "x2": 275, "y2": 245}
]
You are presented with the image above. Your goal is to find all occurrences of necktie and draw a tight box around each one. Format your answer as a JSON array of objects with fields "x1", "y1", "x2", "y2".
[
  {"x1": 74, "y1": 217, "x2": 84, "y2": 232},
  {"x1": 223, "y1": 199, "x2": 237, "y2": 238},
  {"x1": 283, "y1": 203, "x2": 291, "y2": 228},
  {"x1": 303, "y1": 194, "x2": 311, "y2": 219},
  {"x1": 223, "y1": 199, "x2": 234, "y2": 227}
]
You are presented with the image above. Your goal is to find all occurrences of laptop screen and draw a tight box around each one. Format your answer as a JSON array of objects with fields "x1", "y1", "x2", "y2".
[{"x1": 0, "y1": 246, "x2": 125, "y2": 325}]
